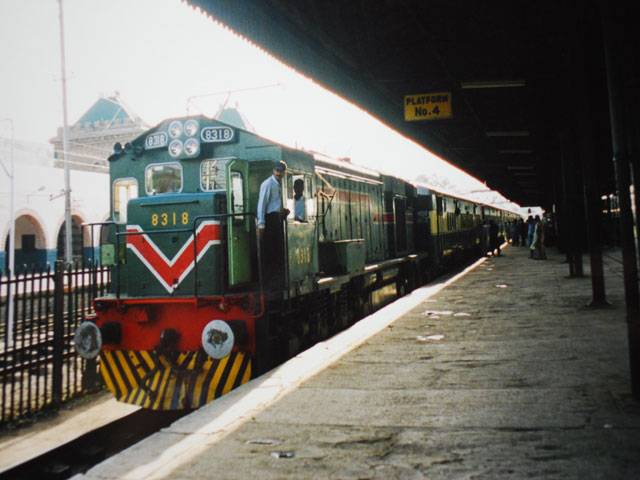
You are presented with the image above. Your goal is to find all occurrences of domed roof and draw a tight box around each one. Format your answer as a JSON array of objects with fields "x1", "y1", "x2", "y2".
[{"x1": 75, "y1": 94, "x2": 143, "y2": 128}]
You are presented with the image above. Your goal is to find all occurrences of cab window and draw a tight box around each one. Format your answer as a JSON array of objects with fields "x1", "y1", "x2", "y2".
[
  {"x1": 286, "y1": 174, "x2": 313, "y2": 222},
  {"x1": 200, "y1": 159, "x2": 228, "y2": 191},
  {"x1": 230, "y1": 171, "x2": 244, "y2": 216},
  {"x1": 113, "y1": 178, "x2": 138, "y2": 223},
  {"x1": 145, "y1": 162, "x2": 182, "y2": 195}
]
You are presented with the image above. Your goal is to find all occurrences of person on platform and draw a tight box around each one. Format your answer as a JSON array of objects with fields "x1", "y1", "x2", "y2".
[
  {"x1": 293, "y1": 178, "x2": 306, "y2": 222},
  {"x1": 526, "y1": 215, "x2": 536, "y2": 247},
  {"x1": 531, "y1": 215, "x2": 547, "y2": 260},
  {"x1": 489, "y1": 220, "x2": 501, "y2": 256},
  {"x1": 518, "y1": 218, "x2": 527, "y2": 246},
  {"x1": 510, "y1": 220, "x2": 519, "y2": 246},
  {"x1": 257, "y1": 161, "x2": 290, "y2": 290},
  {"x1": 481, "y1": 220, "x2": 491, "y2": 256}
]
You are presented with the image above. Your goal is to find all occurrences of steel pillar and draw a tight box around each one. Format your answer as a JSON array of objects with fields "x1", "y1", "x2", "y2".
[
  {"x1": 572, "y1": 3, "x2": 607, "y2": 305},
  {"x1": 559, "y1": 132, "x2": 585, "y2": 278},
  {"x1": 629, "y1": 89, "x2": 640, "y2": 237},
  {"x1": 601, "y1": 2, "x2": 640, "y2": 399}
]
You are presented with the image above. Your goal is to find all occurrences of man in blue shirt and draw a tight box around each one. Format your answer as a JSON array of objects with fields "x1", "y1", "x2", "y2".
[{"x1": 257, "y1": 161, "x2": 289, "y2": 290}]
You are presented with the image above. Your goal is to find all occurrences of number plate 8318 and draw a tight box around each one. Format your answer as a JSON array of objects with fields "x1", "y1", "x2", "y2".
[{"x1": 151, "y1": 211, "x2": 190, "y2": 227}]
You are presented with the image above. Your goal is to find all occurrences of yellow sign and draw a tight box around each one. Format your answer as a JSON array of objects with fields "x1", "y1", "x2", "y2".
[{"x1": 404, "y1": 92, "x2": 452, "y2": 121}]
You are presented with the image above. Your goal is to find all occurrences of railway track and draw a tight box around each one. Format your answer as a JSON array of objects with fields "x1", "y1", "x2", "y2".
[
  {"x1": 0, "y1": 409, "x2": 188, "y2": 480},
  {"x1": 1, "y1": 330, "x2": 81, "y2": 373}
]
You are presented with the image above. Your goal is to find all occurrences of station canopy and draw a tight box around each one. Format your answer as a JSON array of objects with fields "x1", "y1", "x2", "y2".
[{"x1": 188, "y1": 1, "x2": 627, "y2": 209}]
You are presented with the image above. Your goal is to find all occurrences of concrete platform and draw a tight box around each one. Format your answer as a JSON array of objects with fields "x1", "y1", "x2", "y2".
[{"x1": 79, "y1": 246, "x2": 640, "y2": 479}]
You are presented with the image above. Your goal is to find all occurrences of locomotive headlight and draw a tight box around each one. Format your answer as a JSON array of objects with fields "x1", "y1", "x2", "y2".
[
  {"x1": 184, "y1": 138, "x2": 200, "y2": 156},
  {"x1": 168, "y1": 120, "x2": 183, "y2": 138},
  {"x1": 201, "y1": 320, "x2": 234, "y2": 359},
  {"x1": 168, "y1": 139, "x2": 183, "y2": 158},
  {"x1": 184, "y1": 119, "x2": 199, "y2": 137},
  {"x1": 73, "y1": 322, "x2": 102, "y2": 359}
]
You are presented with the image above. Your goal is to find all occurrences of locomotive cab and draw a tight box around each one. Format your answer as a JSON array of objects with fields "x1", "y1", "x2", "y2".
[{"x1": 101, "y1": 119, "x2": 269, "y2": 299}]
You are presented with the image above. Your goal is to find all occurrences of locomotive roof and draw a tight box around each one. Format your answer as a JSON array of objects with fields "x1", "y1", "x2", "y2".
[
  {"x1": 123, "y1": 115, "x2": 517, "y2": 216},
  {"x1": 311, "y1": 151, "x2": 381, "y2": 182},
  {"x1": 129, "y1": 114, "x2": 259, "y2": 147},
  {"x1": 124, "y1": 114, "x2": 315, "y2": 171},
  {"x1": 415, "y1": 182, "x2": 481, "y2": 205},
  {"x1": 415, "y1": 182, "x2": 520, "y2": 216}
]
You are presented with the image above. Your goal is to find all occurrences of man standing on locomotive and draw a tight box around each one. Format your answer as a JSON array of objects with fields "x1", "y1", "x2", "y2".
[{"x1": 257, "y1": 161, "x2": 289, "y2": 291}]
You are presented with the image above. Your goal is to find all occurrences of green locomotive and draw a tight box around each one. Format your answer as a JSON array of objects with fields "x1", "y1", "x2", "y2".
[{"x1": 73, "y1": 115, "x2": 518, "y2": 410}]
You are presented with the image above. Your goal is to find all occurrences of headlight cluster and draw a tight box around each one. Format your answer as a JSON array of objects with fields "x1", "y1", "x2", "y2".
[{"x1": 167, "y1": 120, "x2": 200, "y2": 158}]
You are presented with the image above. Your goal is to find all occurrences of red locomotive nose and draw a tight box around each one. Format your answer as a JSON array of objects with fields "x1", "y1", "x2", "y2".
[{"x1": 87, "y1": 298, "x2": 256, "y2": 354}]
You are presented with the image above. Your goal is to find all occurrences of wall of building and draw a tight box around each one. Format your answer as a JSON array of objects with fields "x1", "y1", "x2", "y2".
[{"x1": 0, "y1": 140, "x2": 110, "y2": 274}]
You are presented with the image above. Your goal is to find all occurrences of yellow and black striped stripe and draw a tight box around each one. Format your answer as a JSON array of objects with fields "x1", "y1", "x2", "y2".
[{"x1": 99, "y1": 350, "x2": 252, "y2": 410}]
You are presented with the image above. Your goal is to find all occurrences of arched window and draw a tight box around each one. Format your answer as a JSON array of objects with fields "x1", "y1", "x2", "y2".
[
  {"x1": 4, "y1": 214, "x2": 47, "y2": 273},
  {"x1": 57, "y1": 216, "x2": 86, "y2": 264}
]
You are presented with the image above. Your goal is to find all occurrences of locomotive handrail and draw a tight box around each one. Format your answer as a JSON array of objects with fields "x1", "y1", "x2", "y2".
[
  {"x1": 117, "y1": 226, "x2": 195, "y2": 236},
  {"x1": 112, "y1": 213, "x2": 264, "y2": 316},
  {"x1": 191, "y1": 213, "x2": 263, "y2": 314},
  {"x1": 82, "y1": 221, "x2": 116, "y2": 266}
]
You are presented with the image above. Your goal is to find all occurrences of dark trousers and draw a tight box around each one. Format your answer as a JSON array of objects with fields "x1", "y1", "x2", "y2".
[{"x1": 262, "y1": 212, "x2": 285, "y2": 290}]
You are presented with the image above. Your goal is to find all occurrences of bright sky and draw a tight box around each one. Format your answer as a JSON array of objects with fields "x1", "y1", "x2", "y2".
[{"x1": 0, "y1": 0, "x2": 517, "y2": 206}]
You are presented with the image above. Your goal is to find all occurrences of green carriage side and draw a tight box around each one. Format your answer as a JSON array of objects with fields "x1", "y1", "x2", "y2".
[
  {"x1": 413, "y1": 184, "x2": 484, "y2": 271},
  {"x1": 312, "y1": 154, "x2": 385, "y2": 275}
]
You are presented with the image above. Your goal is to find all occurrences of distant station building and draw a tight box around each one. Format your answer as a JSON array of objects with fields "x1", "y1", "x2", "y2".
[
  {"x1": 1, "y1": 95, "x2": 147, "y2": 274},
  {"x1": 50, "y1": 93, "x2": 147, "y2": 173}
]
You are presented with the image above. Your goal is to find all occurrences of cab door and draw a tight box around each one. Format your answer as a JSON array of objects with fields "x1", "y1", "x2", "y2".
[{"x1": 227, "y1": 159, "x2": 251, "y2": 286}]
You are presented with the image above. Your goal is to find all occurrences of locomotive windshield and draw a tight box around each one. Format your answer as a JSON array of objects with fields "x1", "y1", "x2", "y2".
[
  {"x1": 145, "y1": 162, "x2": 182, "y2": 194},
  {"x1": 113, "y1": 178, "x2": 138, "y2": 223},
  {"x1": 200, "y1": 158, "x2": 228, "y2": 191}
]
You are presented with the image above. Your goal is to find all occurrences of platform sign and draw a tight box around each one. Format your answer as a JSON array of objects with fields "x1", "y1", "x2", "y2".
[{"x1": 404, "y1": 92, "x2": 452, "y2": 121}]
